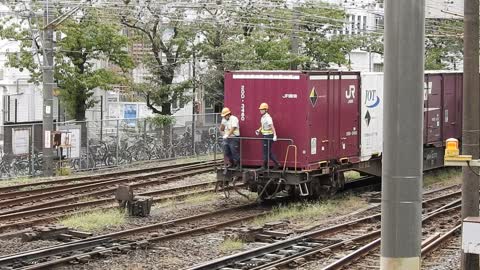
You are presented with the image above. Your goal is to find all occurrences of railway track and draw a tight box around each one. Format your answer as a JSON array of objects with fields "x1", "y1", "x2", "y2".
[
  {"x1": 314, "y1": 206, "x2": 460, "y2": 270},
  {"x1": 0, "y1": 203, "x2": 271, "y2": 270},
  {"x1": 0, "y1": 180, "x2": 240, "y2": 234},
  {"x1": 0, "y1": 160, "x2": 216, "y2": 194},
  {"x1": 421, "y1": 226, "x2": 461, "y2": 269},
  {"x1": 187, "y1": 185, "x2": 462, "y2": 270},
  {"x1": 0, "y1": 162, "x2": 218, "y2": 214},
  {"x1": 0, "y1": 170, "x2": 375, "y2": 234}
]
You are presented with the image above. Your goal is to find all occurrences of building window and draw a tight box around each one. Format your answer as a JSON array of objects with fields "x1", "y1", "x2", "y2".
[
  {"x1": 350, "y1": 15, "x2": 354, "y2": 35},
  {"x1": 374, "y1": 63, "x2": 384, "y2": 72},
  {"x1": 357, "y1": 15, "x2": 362, "y2": 34},
  {"x1": 363, "y1": 16, "x2": 367, "y2": 30},
  {"x1": 375, "y1": 15, "x2": 384, "y2": 30}
]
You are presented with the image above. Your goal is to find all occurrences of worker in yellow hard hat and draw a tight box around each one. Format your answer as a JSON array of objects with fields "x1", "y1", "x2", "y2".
[
  {"x1": 220, "y1": 107, "x2": 240, "y2": 168},
  {"x1": 255, "y1": 103, "x2": 280, "y2": 170}
]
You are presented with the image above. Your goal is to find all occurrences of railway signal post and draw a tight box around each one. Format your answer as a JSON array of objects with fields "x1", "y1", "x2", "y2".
[
  {"x1": 461, "y1": 0, "x2": 480, "y2": 268},
  {"x1": 381, "y1": 0, "x2": 425, "y2": 269}
]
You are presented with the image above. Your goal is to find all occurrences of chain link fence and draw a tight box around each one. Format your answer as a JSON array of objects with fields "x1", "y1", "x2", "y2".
[{"x1": 0, "y1": 113, "x2": 222, "y2": 179}]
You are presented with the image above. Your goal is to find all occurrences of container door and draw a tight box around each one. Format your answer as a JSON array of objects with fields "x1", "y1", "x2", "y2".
[
  {"x1": 308, "y1": 75, "x2": 331, "y2": 161},
  {"x1": 442, "y1": 74, "x2": 460, "y2": 140},
  {"x1": 338, "y1": 74, "x2": 360, "y2": 158},
  {"x1": 424, "y1": 75, "x2": 442, "y2": 144}
]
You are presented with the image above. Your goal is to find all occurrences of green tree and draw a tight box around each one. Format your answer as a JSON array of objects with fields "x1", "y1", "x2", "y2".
[
  {"x1": 0, "y1": 8, "x2": 133, "y2": 121},
  {"x1": 424, "y1": 19, "x2": 463, "y2": 70},
  {"x1": 119, "y1": 1, "x2": 194, "y2": 115},
  {"x1": 196, "y1": 0, "x2": 363, "y2": 104}
]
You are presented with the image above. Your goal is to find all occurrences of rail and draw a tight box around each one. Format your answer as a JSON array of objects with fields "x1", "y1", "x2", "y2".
[{"x1": 228, "y1": 136, "x2": 297, "y2": 173}]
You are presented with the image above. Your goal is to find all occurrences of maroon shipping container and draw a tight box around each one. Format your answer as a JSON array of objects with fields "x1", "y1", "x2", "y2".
[
  {"x1": 224, "y1": 71, "x2": 361, "y2": 169},
  {"x1": 424, "y1": 72, "x2": 463, "y2": 146}
]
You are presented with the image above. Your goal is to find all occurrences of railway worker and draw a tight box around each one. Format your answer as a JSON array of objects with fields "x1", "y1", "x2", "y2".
[
  {"x1": 220, "y1": 107, "x2": 240, "y2": 168},
  {"x1": 255, "y1": 103, "x2": 281, "y2": 170}
]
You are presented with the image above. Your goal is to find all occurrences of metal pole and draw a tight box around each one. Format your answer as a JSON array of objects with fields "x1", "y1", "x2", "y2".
[
  {"x1": 462, "y1": 0, "x2": 480, "y2": 268},
  {"x1": 7, "y1": 96, "x2": 10, "y2": 122},
  {"x1": 14, "y1": 99, "x2": 17, "y2": 123},
  {"x1": 267, "y1": 137, "x2": 270, "y2": 173},
  {"x1": 31, "y1": 124, "x2": 34, "y2": 176},
  {"x1": 42, "y1": 0, "x2": 55, "y2": 177},
  {"x1": 368, "y1": 49, "x2": 372, "y2": 72},
  {"x1": 381, "y1": 0, "x2": 424, "y2": 269},
  {"x1": 214, "y1": 113, "x2": 217, "y2": 161},
  {"x1": 116, "y1": 119, "x2": 119, "y2": 166},
  {"x1": 57, "y1": 97, "x2": 60, "y2": 123},
  {"x1": 192, "y1": 47, "x2": 196, "y2": 156},
  {"x1": 100, "y1": 96, "x2": 103, "y2": 142}
]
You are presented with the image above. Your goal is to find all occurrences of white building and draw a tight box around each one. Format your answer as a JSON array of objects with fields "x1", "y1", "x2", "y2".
[
  {"x1": 323, "y1": 0, "x2": 463, "y2": 71},
  {"x1": 0, "y1": 5, "x2": 61, "y2": 125}
]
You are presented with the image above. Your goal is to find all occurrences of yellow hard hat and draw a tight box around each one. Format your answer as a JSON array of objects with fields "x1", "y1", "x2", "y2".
[
  {"x1": 221, "y1": 107, "x2": 231, "y2": 117},
  {"x1": 258, "y1": 102, "x2": 269, "y2": 110}
]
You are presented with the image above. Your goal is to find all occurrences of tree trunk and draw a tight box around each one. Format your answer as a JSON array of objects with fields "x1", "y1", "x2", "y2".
[
  {"x1": 161, "y1": 103, "x2": 172, "y2": 147},
  {"x1": 75, "y1": 105, "x2": 88, "y2": 148}
]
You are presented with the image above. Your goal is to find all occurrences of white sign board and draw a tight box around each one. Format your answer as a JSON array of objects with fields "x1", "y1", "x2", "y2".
[
  {"x1": 58, "y1": 126, "x2": 81, "y2": 158},
  {"x1": 108, "y1": 103, "x2": 121, "y2": 119},
  {"x1": 44, "y1": 130, "x2": 51, "y2": 148},
  {"x1": 13, "y1": 129, "x2": 30, "y2": 155}
]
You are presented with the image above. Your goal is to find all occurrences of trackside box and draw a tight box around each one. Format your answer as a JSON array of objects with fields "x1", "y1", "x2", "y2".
[{"x1": 224, "y1": 71, "x2": 361, "y2": 169}]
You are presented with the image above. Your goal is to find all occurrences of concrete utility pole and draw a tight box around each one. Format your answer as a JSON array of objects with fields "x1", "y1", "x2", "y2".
[
  {"x1": 191, "y1": 47, "x2": 196, "y2": 155},
  {"x1": 380, "y1": 0, "x2": 425, "y2": 269},
  {"x1": 461, "y1": 0, "x2": 480, "y2": 268},
  {"x1": 42, "y1": 0, "x2": 55, "y2": 176}
]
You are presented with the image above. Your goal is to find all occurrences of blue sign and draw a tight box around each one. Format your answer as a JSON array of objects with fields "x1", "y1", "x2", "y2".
[{"x1": 124, "y1": 104, "x2": 137, "y2": 127}]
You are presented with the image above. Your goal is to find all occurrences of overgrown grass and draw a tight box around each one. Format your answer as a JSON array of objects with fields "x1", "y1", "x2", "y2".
[
  {"x1": 19, "y1": 184, "x2": 49, "y2": 191},
  {"x1": 344, "y1": 171, "x2": 361, "y2": 180},
  {"x1": 76, "y1": 196, "x2": 96, "y2": 203},
  {"x1": 153, "y1": 199, "x2": 177, "y2": 209},
  {"x1": 56, "y1": 167, "x2": 72, "y2": 176},
  {"x1": 59, "y1": 209, "x2": 126, "y2": 232},
  {"x1": 252, "y1": 195, "x2": 368, "y2": 227},
  {"x1": 183, "y1": 192, "x2": 217, "y2": 204},
  {"x1": 0, "y1": 177, "x2": 37, "y2": 187},
  {"x1": 423, "y1": 168, "x2": 461, "y2": 188},
  {"x1": 153, "y1": 192, "x2": 217, "y2": 210},
  {"x1": 219, "y1": 238, "x2": 245, "y2": 252},
  {"x1": 174, "y1": 154, "x2": 216, "y2": 163}
]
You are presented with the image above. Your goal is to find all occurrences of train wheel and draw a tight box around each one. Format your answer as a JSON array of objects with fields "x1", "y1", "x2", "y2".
[
  {"x1": 309, "y1": 174, "x2": 341, "y2": 200},
  {"x1": 257, "y1": 178, "x2": 281, "y2": 200}
]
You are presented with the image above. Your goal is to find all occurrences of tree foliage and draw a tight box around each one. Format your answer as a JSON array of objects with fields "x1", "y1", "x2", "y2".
[
  {"x1": 196, "y1": 0, "x2": 371, "y2": 105},
  {"x1": 425, "y1": 19, "x2": 463, "y2": 70},
  {"x1": 119, "y1": 1, "x2": 194, "y2": 115},
  {"x1": 0, "y1": 6, "x2": 133, "y2": 121}
]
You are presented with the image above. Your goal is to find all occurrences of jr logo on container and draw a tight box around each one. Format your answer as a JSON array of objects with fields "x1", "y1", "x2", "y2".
[{"x1": 345, "y1": 85, "x2": 356, "y2": 104}]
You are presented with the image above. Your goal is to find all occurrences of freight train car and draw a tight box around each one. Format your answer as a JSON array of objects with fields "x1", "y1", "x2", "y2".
[{"x1": 218, "y1": 70, "x2": 463, "y2": 199}]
